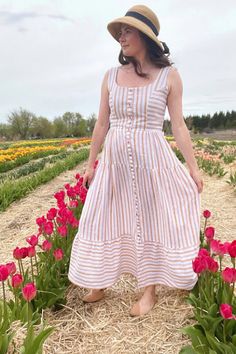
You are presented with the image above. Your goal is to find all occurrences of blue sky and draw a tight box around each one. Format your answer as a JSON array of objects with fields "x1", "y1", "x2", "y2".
[{"x1": 0, "y1": 0, "x2": 236, "y2": 123}]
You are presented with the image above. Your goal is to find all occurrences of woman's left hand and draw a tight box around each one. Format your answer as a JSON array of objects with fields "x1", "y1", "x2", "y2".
[{"x1": 189, "y1": 169, "x2": 204, "y2": 193}]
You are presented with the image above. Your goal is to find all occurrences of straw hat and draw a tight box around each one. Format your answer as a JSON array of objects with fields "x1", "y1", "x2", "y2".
[{"x1": 107, "y1": 5, "x2": 168, "y2": 53}]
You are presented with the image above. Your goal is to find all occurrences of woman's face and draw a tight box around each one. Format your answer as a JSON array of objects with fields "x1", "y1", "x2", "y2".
[{"x1": 117, "y1": 24, "x2": 146, "y2": 57}]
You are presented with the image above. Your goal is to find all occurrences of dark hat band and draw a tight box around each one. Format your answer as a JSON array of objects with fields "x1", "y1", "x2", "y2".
[{"x1": 125, "y1": 11, "x2": 159, "y2": 36}]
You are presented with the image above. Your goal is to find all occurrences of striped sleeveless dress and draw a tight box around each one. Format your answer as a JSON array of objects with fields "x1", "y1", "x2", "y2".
[{"x1": 68, "y1": 65, "x2": 201, "y2": 291}]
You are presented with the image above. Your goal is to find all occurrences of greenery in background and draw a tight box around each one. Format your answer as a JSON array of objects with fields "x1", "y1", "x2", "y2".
[
  {"x1": 0, "y1": 108, "x2": 236, "y2": 140},
  {"x1": 0, "y1": 149, "x2": 65, "y2": 173},
  {"x1": 0, "y1": 148, "x2": 89, "y2": 212},
  {"x1": 0, "y1": 151, "x2": 77, "y2": 183}
]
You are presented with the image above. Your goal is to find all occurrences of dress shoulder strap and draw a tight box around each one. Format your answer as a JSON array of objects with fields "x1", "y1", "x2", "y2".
[
  {"x1": 107, "y1": 66, "x2": 117, "y2": 92},
  {"x1": 155, "y1": 65, "x2": 177, "y2": 89}
]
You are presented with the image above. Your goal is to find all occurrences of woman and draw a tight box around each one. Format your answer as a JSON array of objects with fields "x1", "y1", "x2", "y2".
[{"x1": 68, "y1": 4, "x2": 203, "y2": 316}]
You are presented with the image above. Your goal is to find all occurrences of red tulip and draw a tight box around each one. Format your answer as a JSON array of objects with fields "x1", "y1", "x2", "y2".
[
  {"x1": 12, "y1": 274, "x2": 23, "y2": 288},
  {"x1": 222, "y1": 267, "x2": 236, "y2": 283},
  {"x1": 207, "y1": 257, "x2": 219, "y2": 273},
  {"x1": 69, "y1": 200, "x2": 79, "y2": 208},
  {"x1": 43, "y1": 221, "x2": 54, "y2": 235},
  {"x1": 203, "y1": 210, "x2": 211, "y2": 218},
  {"x1": 13, "y1": 247, "x2": 22, "y2": 260},
  {"x1": 26, "y1": 235, "x2": 38, "y2": 247},
  {"x1": 220, "y1": 304, "x2": 236, "y2": 320},
  {"x1": 6, "y1": 262, "x2": 16, "y2": 275},
  {"x1": 210, "y1": 240, "x2": 229, "y2": 256},
  {"x1": 192, "y1": 257, "x2": 208, "y2": 274},
  {"x1": 47, "y1": 208, "x2": 57, "y2": 220},
  {"x1": 198, "y1": 248, "x2": 210, "y2": 257},
  {"x1": 53, "y1": 248, "x2": 64, "y2": 261},
  {"x1": 22, "y1": 282, "x2": 37, "y2": 302},
  {"x1": 41, "y1": 240, "x2": 52, "y2": 252},
  {"x1": 36, "y1": 216, "x2": 47, "y2": 227},
  {"x1": 13, "y1": 247, "x2": 28, "y2": 260},
  {"x1": 57, "y1": 225, "x2": 67, "y2": 237},
  {"x1": 0, "y1": 265, "x2": 9, "y2": 281},
  {"x1": 228, "y1": 241, "x2": 236, "y2": 258},
  {"x1": 204, "y1": 226, "x2": 215, "y2": 241},
  {"x1": 27, "y1": 246, "x2": 36, "y2": 258}
]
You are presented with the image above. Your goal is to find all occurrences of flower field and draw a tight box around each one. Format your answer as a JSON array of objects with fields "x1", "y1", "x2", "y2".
[{"x1": 0, "y1": 136, "x2": 236, "y2": 353}]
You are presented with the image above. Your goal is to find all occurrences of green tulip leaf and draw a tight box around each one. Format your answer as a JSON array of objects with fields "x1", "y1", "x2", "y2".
[
  {"x1": 30, "y1": 326, "x2": 55, "y2": 353},
  {"x1": 179, "y1": 345, "x2": 197, "y2": 353},
  {"x1": 181, "y1": 326, "x2": 209, "y2": 353}
]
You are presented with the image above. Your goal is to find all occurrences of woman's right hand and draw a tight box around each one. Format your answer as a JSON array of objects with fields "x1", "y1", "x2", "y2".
[{"x1": 82, "y1": 166, "x2": 95, "y2": 188}]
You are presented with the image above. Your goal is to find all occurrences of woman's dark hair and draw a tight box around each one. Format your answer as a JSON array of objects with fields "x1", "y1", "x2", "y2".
[{"x1": 118, "y1": 30, "x2": 174, "y2": 79}]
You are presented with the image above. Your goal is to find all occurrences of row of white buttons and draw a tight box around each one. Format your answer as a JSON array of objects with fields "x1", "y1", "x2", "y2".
[
  {"x1": 126, "y1": 89, "x2": 141, "y2": 243},
  {"x1": 126, "y1": 129, "x2": 141, "y2": 244}
]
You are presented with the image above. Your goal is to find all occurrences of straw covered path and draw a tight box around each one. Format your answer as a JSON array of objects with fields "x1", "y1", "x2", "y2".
[{"x1": 1, "y1": 154, "x2": 235, "y2": 353}]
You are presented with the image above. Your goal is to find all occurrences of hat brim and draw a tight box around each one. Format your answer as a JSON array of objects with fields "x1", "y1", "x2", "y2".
[{"x1": 107, "y1": 16, "x2": 164, "y2": 51}]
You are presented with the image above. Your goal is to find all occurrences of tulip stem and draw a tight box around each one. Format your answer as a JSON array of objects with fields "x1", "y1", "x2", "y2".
[
  {"x1": 20, "y1": 260, "x2": 25, "y2": 278},
  {"x1": 2, "y1": 281, "x2": 6, "y2": 315},
  {"x1": 14, "y1": 290, "x2": 18, "y2": 317},
  {"x1": 30, "y1": 258, "x2": 34, "y2": 281},
  {"x1": 34, "y1": 255, "x2": 39, "y2": 276},
  {"x1": 27, "y1": 301, "x2": 30, "y2": 330}
]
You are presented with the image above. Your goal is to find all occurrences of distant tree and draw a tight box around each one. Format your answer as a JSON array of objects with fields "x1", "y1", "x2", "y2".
[
  {"x1": 86, "y1": 113, "x2": 97, "y2": 135},
  {"x1": 30, "y1": 116, "x2": 53, "y2": 138},
  {"x1": 0, "y1": 123, "x2": 12, "y2": 140},
  {"x1": 7, "y1": 108, "x2": 36, "y2": 139},
  {"x1": 53, "y1": 117, "x2": 67, "y2": 138}
]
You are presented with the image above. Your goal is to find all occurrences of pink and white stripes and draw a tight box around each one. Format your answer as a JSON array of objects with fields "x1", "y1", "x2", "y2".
[{"x1": 68, "y1": 65, "x2": 201, "y2": 290}]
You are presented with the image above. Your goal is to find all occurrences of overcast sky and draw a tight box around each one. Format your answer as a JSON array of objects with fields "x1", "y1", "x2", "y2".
[{"x1": 0, "y1": 0, "x2": 236, "y2": 123}]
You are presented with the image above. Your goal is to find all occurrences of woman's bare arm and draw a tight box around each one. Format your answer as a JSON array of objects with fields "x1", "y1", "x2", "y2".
[
  {"x1": 167, "y1": 68, "x2": 199, "y2": 172},
  {"x1": 87, "y1": 69, "x2": 111, "y2": 168}
]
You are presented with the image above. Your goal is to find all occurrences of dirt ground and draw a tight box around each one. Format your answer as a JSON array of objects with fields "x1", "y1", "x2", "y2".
[{"x1": 1, "y1": 153, "x2": 236, "y2": 354}]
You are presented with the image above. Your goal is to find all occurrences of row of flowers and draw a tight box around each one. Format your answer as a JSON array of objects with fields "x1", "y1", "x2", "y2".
[
  {"x1": 180, "y1": 210, "x2": 236, "y2": 353},
  {"x1": 0, "y1": 161, "x2": 98, "y2": 352},
  {"x1": 0, "y1": 155, "x2": 235, "y2": 352}
]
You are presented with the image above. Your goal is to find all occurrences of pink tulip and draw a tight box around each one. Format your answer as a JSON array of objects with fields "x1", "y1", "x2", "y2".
[
  {"x1": 27, "y1": 246, "x2": 36, "y2": 258},
  {"x1": 22, "y1": 282, "x2": 37, "y2": 302},
  {"x1": 47, "y1": 208, "x2": 57, "y2": 220},
  {"x1": 12, "y1": 274, "x2": 23, "y2": 288},
  {"x1": 210, "y1": 240, "x2": 229, "y2": 256},
  {"x1": 53, "y1": 248, "x2": 64, "y2": 261},
  {"x1": 204, "y1": 226, "x2": 215, "y2": 241},
  {"x1": 6, "y1": 262, "x2": 16, "y2": 275},
  {"x1": 69, "y1": 200, "x2": 79, "y2": 208},
  {"x1": 220, "y1": 304, "x2": 236, "y2": 320},
  {"x1": 198, "y1": 248, "x2": 210, "y2": 257},
  {"x1": 207, "y1": 257, "x2": 219, "y2": 273},
  {"x1": 203, "y1": 210, "x2": 211, "y2": 218},
  {"x1": 0, "y1": 265, "x2": 9, "y2": 281},
  {"x1": 43, "y1": 221, "x2": 54, "y2": 235},
  {"x1": 26, "y1": 235, "x2": 38, "y2": 247},
  {"x1": 13, "y1": 247, "x2": 28, "y2": 260},
  {"x1": 192, "y1": 257, "x2": 208, "y2": 273},
  {"x1": 228, "y1": 241, "x2": 236, "y2": 258},
  {"x1": 222, "y1": 267, "x2": 236, "y2": 283},
  {"x1": 41, "y1": 240, "x2": 52, "y2": 252},
  {"x1": 36, "y1": 216, "x2": 47, "y2": 227},
  {"x1": 57, "y1": 225, "x2": 67, "y2": 237}
]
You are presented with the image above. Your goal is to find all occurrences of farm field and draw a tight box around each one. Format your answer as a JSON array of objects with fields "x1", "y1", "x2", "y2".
[{"x1": 0, "y1": 135, "x2": 236, "y2": 353}]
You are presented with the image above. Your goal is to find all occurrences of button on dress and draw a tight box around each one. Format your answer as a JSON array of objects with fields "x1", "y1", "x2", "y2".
[{"x1": 68, "y1": 65, "x2": 201, "y2": 291}]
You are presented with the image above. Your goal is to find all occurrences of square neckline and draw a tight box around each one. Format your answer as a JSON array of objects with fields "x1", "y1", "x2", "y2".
[{"x1": 114, "y1": 65, "x2": 164, "y2": 89}]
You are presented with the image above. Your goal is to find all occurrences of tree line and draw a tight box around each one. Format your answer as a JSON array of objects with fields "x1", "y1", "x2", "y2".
[{"x1": 0, "y1": 108, "x2": 235, "y2": 141}]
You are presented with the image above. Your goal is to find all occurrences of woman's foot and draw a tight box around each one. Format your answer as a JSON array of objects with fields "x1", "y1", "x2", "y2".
[
  {"x1": 130, "y1": 286, "x2": 157, "y2": 316},
  {"x1": 82, "y1": 289, "x2": 106, "y2": 303}
]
